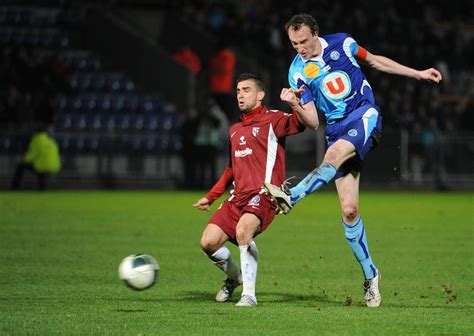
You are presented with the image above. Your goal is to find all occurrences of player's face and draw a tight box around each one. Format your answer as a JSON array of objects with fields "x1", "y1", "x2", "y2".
[
  {"x1": 288, "y1": 25, "x2": 320, "y2": 60},
  {"x1": 236, "y1": 79, "x2": 264, "y2": 113}
]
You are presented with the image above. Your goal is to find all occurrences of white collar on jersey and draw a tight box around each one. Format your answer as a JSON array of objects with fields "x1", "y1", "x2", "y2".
[{"x1": 301, "y1": 37, "x2": 328, "y2": 63}]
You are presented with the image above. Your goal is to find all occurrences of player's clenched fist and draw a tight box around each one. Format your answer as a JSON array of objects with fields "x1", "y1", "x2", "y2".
[
  {"x1": 417, "y1": 68, "x2": 443, "y2": 83},
  {"x1": 280, "y1": 87, "x2": 302, "y2": 107}
]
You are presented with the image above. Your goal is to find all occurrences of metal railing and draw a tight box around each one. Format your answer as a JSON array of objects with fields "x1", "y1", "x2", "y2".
[
  {"x1": 2, "y1": 126, "x2": 473, "y2": 190},
  {"x1": 400, "y1": 129, "x2": 474, "y2": 189}
]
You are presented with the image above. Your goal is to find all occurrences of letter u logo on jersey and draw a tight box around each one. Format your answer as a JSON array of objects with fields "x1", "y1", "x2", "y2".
[
  {"x1": 327, "y1": 77, "x2": 345, "y2": 94},
  {"x1": 322, "y1": 71, "x2": 351, "y2": 100}
]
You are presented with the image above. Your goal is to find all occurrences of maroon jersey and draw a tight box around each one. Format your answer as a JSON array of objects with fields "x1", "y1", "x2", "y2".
[{"x1": 206, "y1": 105, "x2": 305, "y2": 207}]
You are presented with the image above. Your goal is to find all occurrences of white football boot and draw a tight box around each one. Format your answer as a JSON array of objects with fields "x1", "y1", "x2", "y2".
[
  {"x1": 215, "y1": 276, "x2": 242, "y2": 302},
  {"x1": 262, "y1": 182, "x2": 292, "y2": 215},
  {"x1": 235, "y1": 294, "x2": 258, "y2": 307},
  {"x1": 363, "y1": 271, "x2": 382, "y2": 308}
]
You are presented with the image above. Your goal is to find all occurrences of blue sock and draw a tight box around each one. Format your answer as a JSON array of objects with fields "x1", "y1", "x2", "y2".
[
  {"x1": 343, "y1": 217, "x2": 377, "y2": 280},
  {"x1": 289, "y1": 162, "x2": 337, "y2": 205}
]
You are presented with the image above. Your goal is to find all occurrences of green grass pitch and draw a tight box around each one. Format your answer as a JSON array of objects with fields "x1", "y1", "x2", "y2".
[{"x1": 0, "y1": 191, "x2": 473, "y2": 335}]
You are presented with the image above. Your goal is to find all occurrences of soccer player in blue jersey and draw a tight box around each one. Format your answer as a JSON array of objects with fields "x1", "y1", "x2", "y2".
[{"x1": 263, "y1": 13, "x2": 442, "y2": 308}]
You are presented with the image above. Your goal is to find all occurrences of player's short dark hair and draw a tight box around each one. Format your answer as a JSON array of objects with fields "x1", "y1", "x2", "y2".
[
  {"x1": 236, "y1": 73, "x2": 265, "y2": 92},
  {"x1": 285, "y1": 14, "x2": 319, "y2": 35}
]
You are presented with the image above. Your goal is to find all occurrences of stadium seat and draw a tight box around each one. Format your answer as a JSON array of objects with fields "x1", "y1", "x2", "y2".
[
  {"x1": 54, "y1": 112, "x2": 72, "y2": 130},
  {"x1": 111, "y1": 94, "x2": 126, "y2": 113},
  {"x1": 145, "y1": 115, "x2": 159, "y2": 131},
  {"x1": 0, "y1": 134, "x2": 16, "y2": 154},
  {"x1": 123, "y1": 114, "x2": 143, "y2": 131}
]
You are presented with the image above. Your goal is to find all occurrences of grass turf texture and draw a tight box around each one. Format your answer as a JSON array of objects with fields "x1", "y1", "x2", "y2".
[{"x1": 0, "y1": 191, "x2": 472, "y2": 335}]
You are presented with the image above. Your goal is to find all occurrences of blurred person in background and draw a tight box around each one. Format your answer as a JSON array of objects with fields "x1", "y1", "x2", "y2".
[
  {"x1": 409, "y1": 121, "x2": 425, "y2": 185},
  {"x1": 193, "y1": 73, "x2": 317, "y2": 307},
  {"x1": 208, "y1": 40, "x2": 236, "y2": 122},
  {"x1": 264, "y1": 13, "x2": 442, "y2": 308},
  {"x1": 180, "y1": 107, "x2": 200, "y2": 189},
  {"x1": 10, "y1": 125, "x2": 61, "y2": 191},
  {"x1": 180, "y1": 95, "x2": 228, "y2": 190},
  {"x1": 173, "y1": 45, "x2": 202, "y2": 75},
  {"x1": 194, "y1": 100, "x2": 222, "y2": 189},
  {"x1": 422, "y1": 117, "x2": 447, "y2": 190}
]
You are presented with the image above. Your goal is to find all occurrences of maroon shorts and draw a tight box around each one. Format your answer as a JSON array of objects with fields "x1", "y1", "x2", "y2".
[{"x1": 208, "y1": 193, "x2": 277, "y2": 244}]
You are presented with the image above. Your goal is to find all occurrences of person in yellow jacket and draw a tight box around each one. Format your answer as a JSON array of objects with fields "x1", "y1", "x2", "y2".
[{"x1": 10, "y1": 127, "x2": 61, "y2": 190}]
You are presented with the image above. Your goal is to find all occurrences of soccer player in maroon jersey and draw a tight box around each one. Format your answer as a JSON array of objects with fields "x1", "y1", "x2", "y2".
[{"x1": 193, "y1": 73, "x2": 317, "y2": 306}]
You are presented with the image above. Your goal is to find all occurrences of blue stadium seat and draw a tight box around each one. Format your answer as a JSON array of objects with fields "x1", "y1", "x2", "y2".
[
  {"x1": 124, "y1": 94, "x2": 139, "y2": 113},
  {"x1": 144, "y1": 135, "x2": 157, "y2": 154},
  {"x1": 54, "y1": 112, "x2": 73, "y2": 130},
  {"x1": 57, "y1": 134, "x2": 83, "y2": 154},
  {"x1": 0, "y1": 134, "x2": 15, "y2": 154},
  {"x1": 83, "y1": 135, "x2": 100, "y2": 152},
  {"x1": 170, "y1": 134, "x2": 183, "y2": 153},
  {"x1": 111, "y1": 94, "x2": 125, "y2": 113},
  {"x1": 102, "y1": 114, "x2": 116, "y2": 130},
  {"x1": 145, "y1": 115, "x2": 159, "y2": 131},
  {"x1": 140, "y1": 95, "x2": 163, "y2": 114},
  {"x1": 83, "y1": 94, "x2": 98, "y2": 113},
  {"x1": 130, "y1": 114, "x2": 145, "y2": 130},
  {"x1": 157, "y1": 134, "x2": 170, "y2": 154},
  {"x1": 158, "y1": 113, "x2": 174, "y2": 131},
  {"x1": 123, "y1": 78, "x2": 135, "y2": 92},
  {"x1": 56, "y1": 134, "x2": 70, "y2": 151},
  {"x1": 73, "y1": 113, "x2": 88, "y2": 130},
  {"x1": 98, "y1": 95, "x2": 112, "y2": 113},
  {"x1": 92, "y1": 74, "x2": 106, "y2": 91},
  {"x1": 70, "y1": 96, "x2": 82, "y2": 112},
  {"x1": 89, "y1": 114, "x2": 102, "y2": 131},
  {"x1": 117, "y1": 114, "x2": 131, "y2": 130},
  {"x1": 107, "y1": 74, "x2": 122, "y2": 92},
  {"x1": 79, "y1": 74, "x2": 92, "y2": 91},
  {"x1": 52, "y1": 95, "x2": 68, "y2": 111}
]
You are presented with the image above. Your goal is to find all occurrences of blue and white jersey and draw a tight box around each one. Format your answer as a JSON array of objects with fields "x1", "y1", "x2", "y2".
[{"x1": 288, "y1": 33, "x2": 376, "y2": 124}]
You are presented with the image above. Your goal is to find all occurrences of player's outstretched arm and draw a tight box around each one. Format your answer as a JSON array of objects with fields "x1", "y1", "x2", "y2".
[
  {"x1": 192, "y1": 165, "x2": 234, "y2": 211},
  {"x1": 364, "y1": 51, "x2": 442, "y2": 83},
  {"x1": 193, "y1": 197, "x2": 211, "y2": 211},
  {"x1": 281, "y1": 87, "x2": 319, "y2": 130}
]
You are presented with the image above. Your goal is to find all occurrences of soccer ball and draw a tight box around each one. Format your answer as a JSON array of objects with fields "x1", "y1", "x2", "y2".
[{"x1": 118, "y1": 254, "x2": 159, "y2": 291}]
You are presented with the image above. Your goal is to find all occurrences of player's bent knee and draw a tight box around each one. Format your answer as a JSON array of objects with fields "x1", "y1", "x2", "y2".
[
  {"x1": 200, "y1": 238, "x2": 220, "y2": 256},
  {"x1": 342, "y1": 204, "x2": 359, "y2": 223},
  {"x1": 235, "y1": 225, "x2": 253, "y2": 246},
  {"x1": 324, "y1": 148, "x2": 340, "y2": 166}
]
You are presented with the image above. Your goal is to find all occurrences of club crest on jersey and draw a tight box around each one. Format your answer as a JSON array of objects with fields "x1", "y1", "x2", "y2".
[
  {"x1": 303, "y1": 63, "x2": 320, "y2": 78},
  {"x1": 239, "y1": 136, "x2": 246, "y2": 145},
  {"x1": 348, "y1": 129, "x2": 358, "y2": 137},
  {"x1": 322, "y1": 71, "x2": 351, "y2": 100},
  {"x1": 252, "y1": 127, "x2": 260, "y2": 136},
  {"x1": 330, "y1": 51, "x2": 340, "y2": 61},
  {"x1": 248, "y1": 195, "x2": 260, "y2": 206}
]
